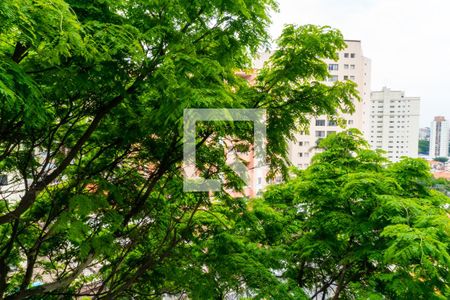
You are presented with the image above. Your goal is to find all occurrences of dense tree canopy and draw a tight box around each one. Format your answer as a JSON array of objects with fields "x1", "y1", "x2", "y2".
[
  {"x1": 3, "y1": 1, "x2": 447, "y2": 299},
  {"x1": 418, "y1": 139, "x2": 429, "y2": 155},
  {"x1": 434, "y1": 157, "x2": 449, "y2": 163},
  {"x1": 254, "y1": 130, "x2": 450, "y2": 299},
  {"x1": 0, "y1": 0, "x2": 360, "y2": 298}
]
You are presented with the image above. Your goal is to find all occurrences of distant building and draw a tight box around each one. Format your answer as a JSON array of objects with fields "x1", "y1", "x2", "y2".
[
  {"x1": 429, "y1": 116, "x2": 449, "y2": 158},
  {"x1": 367, "y1": 87, "x2": 420, "y2": 162},
  {"x1": 0, "y1": 172, "x2": 28, "y2": 202},
  {"x1": 288, "y1": 40, "x2": 372, "y2": 169},
  {"x1": 433, "y1": 172, "x2": 450, "y2": 180},
  {"x1": 419, "y1": 127, "x2": 430, "y2": 141}
]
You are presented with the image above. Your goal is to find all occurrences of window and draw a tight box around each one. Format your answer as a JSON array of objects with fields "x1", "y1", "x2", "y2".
[
  {"x1": 315, "y1": 119, "x2": 326, "y2": 126},
  {"x1": 328, "y1": 120, "x2": 337, "y2": 126},
  {"x1": 344, "y1": 75, "x2": 349, "y2": 80},
  {"x1": 328, "y1": 75, "x2": 338, "y2": 82},
  {"x1": 347, "y1": 120, "x2": 354, "y2": 125},
  {"x1": 350, "y1": 75, "x2": 355, "y2": 80},
  {"x1": 350, "y1": 64, "x2": 356, "y2": 69},
  {"x1": 328, "y1": 64, "x2": 339, "y2": 71},
  {"x1": 350, "y1": 53, "x2": 356, "y2": 58},
  {"x1": 315, "y1": 131, "x2": 326, "y2": 137},
  {"x1": 344, "y1": 64, "x2": 349, "y2": 69},
  {"x1": 344, "y1": 53, "x2": 349, "y2": 58},
  {"x1": 298, "y1": 152, "x2": 303, "y2": 157},
  {"x1": 258, "y1": 177, "x2": 262, "y2": 184},
  {"x1": 298, "y1": 141, "x2": 303, "y2": 146}
]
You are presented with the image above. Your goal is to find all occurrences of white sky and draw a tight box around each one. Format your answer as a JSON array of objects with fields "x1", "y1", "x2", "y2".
[{"x1": 269, "y1": 0, "x2": 450, "y2": 127}]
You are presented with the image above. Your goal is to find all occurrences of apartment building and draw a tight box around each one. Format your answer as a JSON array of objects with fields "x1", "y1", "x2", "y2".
[
  {"x1": 429, "y1": 116, "x2": 449, "y2": 158},
  {"x1": 0, "y1": 172, "x2": 28, "y2": 202},
  {"x1": 367, "y1": 87, "x2": 420, "y2": 162},
  {"x1": 288, "y1": 40, "x2": 372, "y2": 169}
]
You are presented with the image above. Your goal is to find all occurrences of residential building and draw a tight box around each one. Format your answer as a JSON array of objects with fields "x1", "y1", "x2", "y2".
[
  {"x1": 288, "y1": 40, "x2": 372, "y2": 169},
  {"x1": 0, "y1": 172, "x2": 28, "y2": 202},
  {"x1": 367, "y1": 87, "x2": 420, "y2": 162},
  {"x1": 227, "y1": 70, "x2": 269, "y2": 198},
  {"x1": 429, "y1": 116, "x2": 449, "y2": 158}
]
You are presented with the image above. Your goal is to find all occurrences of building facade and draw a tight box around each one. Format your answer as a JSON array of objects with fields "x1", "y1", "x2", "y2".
[
  {"x1": 288, "y1": 40, "x2": 372, "y2": 169},
  {"x1": 429, "y1": 116, "x2": 449, "y2": 158},
  {"x1": 367, "y1": 87, "x2": 420, "y2": 162}
]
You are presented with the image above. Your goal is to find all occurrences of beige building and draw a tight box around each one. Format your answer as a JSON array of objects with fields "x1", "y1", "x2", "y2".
[
  {"x1": 429, "y1": 116, "x2": 449, "y2": 158},
  {"x1": 367, "y1": 88, "x2": 420, "y2": 162},
  {"x1": 288, "y1": 40, "x2": 372, "y2": 169},
  {"x1": 241, "y1": 40, "x2": 371, "y2": 196}
]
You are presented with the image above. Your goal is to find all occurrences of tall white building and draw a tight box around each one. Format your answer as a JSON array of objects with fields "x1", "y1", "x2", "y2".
[
  {"x1": 429, "y1": 116, "x2": 449, "y2": 158},
  {"x1": 288, "y1": 40, "x2": 372, "y2": 169},
  {"x1": 367, "y1": 87, "x2": 420, "y2": 162}
]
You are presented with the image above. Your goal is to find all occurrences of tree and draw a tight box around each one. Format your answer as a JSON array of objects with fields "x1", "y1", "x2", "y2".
[
  {"x1": 418, "y1": 139, "x2": 429, "y2": 155},
  {"x1": 0, "y1": 0, "x2": 357, "y2": 298},
  {"x1": 255, "y1": 130, "x2": 450, "y2": 299},
  {"x1": 434, "y1": 157, "x2": 449, "y2": 163},
  {"x1": 432, "y1": 178, "x2": 450, "y2": 197}
]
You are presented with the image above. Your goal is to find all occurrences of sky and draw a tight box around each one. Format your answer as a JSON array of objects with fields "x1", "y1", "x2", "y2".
[{"x1": 269, "y1": 0, "x2": 450, "y2": 127}]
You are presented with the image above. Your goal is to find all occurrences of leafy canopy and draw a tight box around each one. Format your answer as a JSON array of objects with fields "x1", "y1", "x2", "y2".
[
  {"x1": 256, "y1": 130, "x2": 450, "y2": 299},
  {"x1": 0, "y1": 0, "x2": 358, "y2": 298}
]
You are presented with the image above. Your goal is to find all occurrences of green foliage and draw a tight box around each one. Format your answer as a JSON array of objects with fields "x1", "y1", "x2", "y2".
[
  {"x1": 419, "y1": 139, "x2": 430, "y2": 155},
  {"x1": 254, "y1": 24, "x2": 358, "y2": 178},
  {"x1": 2, "y1": 0, "x2": 447, "y2": 298},
  {"x1": 0, "y1": 0, "x2": 360, "y2": 298},
  {"x1": 434, "y1": 157, "x2": 449, "y2": 163},
  {"x1": 257, "y1": 130, "x2": 450, "y2": 299}
]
